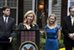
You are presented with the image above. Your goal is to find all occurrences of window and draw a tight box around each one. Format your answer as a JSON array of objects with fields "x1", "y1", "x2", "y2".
[
  {"x1": 7, "y1": 0, "x2": 17, "y2": 7},
  {"x1": 0, "y1": 0, "x2": 5, "y2": 7}
]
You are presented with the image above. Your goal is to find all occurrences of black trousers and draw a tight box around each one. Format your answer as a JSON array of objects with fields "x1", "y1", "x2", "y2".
[
  {"x1": 0, "y1": 43, "x2": 12, "y2": 50},
  {"x1": 64, "y1": 38, "x2": 74, "y2": 50}
]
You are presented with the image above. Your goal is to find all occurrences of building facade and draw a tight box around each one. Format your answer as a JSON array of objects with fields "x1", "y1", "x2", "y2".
[{"x1": 0, "y1": 0, "x2": 62, "y2": 28}]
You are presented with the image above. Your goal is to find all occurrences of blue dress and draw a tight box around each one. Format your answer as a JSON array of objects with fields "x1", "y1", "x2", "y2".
[{"x1": 44, "y1": 25, "x2": 60, "y2": 50}]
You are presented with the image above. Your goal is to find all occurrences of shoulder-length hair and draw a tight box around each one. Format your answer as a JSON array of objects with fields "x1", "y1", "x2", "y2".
[
  {"x1": 47, "y1": 14, "x2": 56, "y2": 24},
  {"x1": 23, "y1": 10, "x2": 37, "y2": 25}
]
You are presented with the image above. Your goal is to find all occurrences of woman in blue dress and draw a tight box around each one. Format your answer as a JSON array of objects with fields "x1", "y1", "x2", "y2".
[{"x1": 44, "y1": 14, "x2": 61, "y2": 50}]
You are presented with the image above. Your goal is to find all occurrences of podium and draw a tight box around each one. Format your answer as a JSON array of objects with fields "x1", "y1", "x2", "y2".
[{"x1": 16, "y1": 30, "x2": 40, "y2": 50}]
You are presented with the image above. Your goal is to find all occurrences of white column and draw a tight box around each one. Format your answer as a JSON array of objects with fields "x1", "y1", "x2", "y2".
[
  {"x1": 32, "y1": 0, "x2": 35, "y2": 11},
  {"x1": 48, "y1": 0, "x2": 52, "y2": 16},
  {"x1": 16, "y1": 0, "x2": 18, "y2": 25},
  {"x1": 5, "y1": 0, "x2": 7, "y2": 6},
  {"x1": 67, "y1": 0, "x2": 70, "y2": 15}
]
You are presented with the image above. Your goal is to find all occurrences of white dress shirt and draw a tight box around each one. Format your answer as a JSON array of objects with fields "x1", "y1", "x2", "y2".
[
  {"x1": 71, "y1": 16, "x2": 74, "y2": 25},
  {"x1": 3, "y1": 16, "x2": 8, "y2": 23},
  {"x1": 24, "y1": 24, "x2": 31, "y2": 30}
]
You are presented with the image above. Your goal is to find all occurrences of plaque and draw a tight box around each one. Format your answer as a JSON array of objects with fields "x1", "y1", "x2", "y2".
[{"x1": 19, "y1": 41, "x2": 38, "y2": 50}]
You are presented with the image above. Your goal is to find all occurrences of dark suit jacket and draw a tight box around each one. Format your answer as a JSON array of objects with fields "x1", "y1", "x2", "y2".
[
  {"x1": 0, "y1": 16, "x2": 15, "y2": 43},
  {"x1": 62, "y1": 16, "x2": 74, "y2": 39}
]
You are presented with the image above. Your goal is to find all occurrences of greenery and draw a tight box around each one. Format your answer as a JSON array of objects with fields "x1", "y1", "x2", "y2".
[
  {"x1": 12, "y1": 38, "x2": 17, "y2": 50},
  {"x1": 11, "y1": 32, "x2": 18, "y2": 50}
]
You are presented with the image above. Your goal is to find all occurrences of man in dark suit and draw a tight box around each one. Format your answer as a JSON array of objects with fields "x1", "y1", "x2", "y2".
[
  {"x1": 0, "y1": 6, "x2": 15, "y2": 50},
  {"x1": 62, "y1": 6, "x2": 74, "y2": 50}
]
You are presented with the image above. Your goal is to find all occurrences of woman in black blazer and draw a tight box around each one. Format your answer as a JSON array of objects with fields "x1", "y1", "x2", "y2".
[{"x1": 18, "y1": 10, "x2": 39, "y2": 30}]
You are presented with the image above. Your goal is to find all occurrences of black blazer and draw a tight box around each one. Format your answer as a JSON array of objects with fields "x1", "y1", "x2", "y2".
[
  {"x1": 0, "y1": 16, "x2": 15, "y2": 43},
  {"x1": 18, "y1": 23, "x2": 39, "y2": 30},
  {"x1": 62, "y1": 16, "x2": 74, "y2": 39}
]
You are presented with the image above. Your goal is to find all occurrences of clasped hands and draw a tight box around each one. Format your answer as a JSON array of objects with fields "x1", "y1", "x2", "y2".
[{"x1": 69, "y1": 33, "x2": 74, "y2": 40}]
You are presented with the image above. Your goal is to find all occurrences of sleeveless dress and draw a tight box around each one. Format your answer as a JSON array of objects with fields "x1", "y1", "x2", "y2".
[{"x1": 44, "y1": 24, "x2": 61, "y2": 50}]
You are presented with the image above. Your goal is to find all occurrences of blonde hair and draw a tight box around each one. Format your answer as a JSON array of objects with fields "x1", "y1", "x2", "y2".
[
  {"x1": 23, "y1": 10, "x2": 37, "y2": 25},
  {"x1": 47, "y1": 14, "x2": 56, "y2": 24}
]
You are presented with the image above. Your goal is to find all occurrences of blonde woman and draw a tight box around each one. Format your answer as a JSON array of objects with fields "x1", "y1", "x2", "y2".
[
  {"x1": 44, "y1": 14, "x2": 61, "y2": 50},
  {"x1": 18, "y1": 10, "x2": 39, "y2": 30}
]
